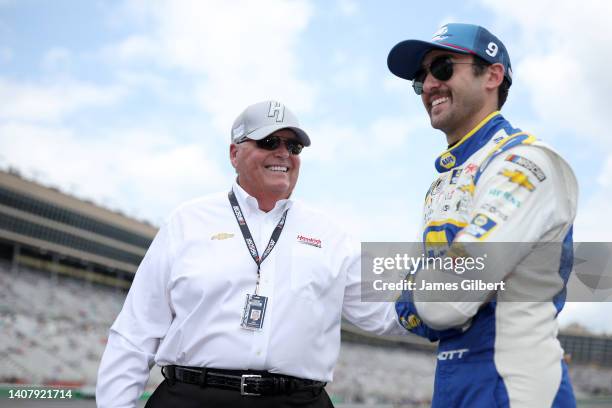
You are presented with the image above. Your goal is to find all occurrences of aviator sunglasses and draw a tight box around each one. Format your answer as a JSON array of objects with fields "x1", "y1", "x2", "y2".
[
  {"x1": 238, "y1": 135, "x2": 304, "y2": 155},
  {"x1": 412, "y1": 56, "x2": 481, "y2": 95}
]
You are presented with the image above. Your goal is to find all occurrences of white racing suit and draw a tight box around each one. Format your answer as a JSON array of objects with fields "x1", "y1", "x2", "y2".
[{"x1": 396, "y1": 111, "x2": 578, "y2": 407}]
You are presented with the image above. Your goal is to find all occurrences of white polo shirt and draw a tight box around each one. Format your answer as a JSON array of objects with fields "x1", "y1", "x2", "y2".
[{"x1": 96, "y1": 182, "x2": 403, "y2": 407}]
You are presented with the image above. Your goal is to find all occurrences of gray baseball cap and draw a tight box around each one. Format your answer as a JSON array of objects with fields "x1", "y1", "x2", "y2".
[{"x1": 231, "y1": 100, "x2": 311, "y2": 146}]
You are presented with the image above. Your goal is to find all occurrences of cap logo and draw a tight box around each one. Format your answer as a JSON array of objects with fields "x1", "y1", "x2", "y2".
[
  {"x1": 431, "y1": 26, "x2": 449, "y2": 42},
  {"x1": 485, "y1": 42, "x2": 499, "y2": 57},
  {"x1": 268, "y1": 101, "x2": 285, "y2": 122},
  {"x1": 232, "y1": 123, "x2": 245, "y2": 138}
]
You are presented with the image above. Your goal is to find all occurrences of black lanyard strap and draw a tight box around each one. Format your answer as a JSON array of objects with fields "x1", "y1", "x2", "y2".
[{"x1": 228, "y1": 190, "x2": 289, "y2": 270}]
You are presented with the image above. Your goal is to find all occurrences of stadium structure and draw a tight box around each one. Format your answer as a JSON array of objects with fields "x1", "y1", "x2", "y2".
[{"x1": 1, "y1": 168, "x2": 612, "y2": 406}]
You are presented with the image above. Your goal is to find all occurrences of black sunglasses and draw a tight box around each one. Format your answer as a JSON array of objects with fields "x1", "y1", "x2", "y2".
[
  {"x1": 412, "y1": 56, "x2": 481, "y2": 95},
  {"x1": 239, "y1": 135, "x2": 304, "y2": 155}
]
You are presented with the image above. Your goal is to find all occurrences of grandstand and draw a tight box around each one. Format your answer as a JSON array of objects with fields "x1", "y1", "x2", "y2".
[
  {"x1": 0, "y1": 168, "x2": 156, "y2": 289},
  {"x1": 1, "y1": 168, "x2": 612, "y2": 406}
]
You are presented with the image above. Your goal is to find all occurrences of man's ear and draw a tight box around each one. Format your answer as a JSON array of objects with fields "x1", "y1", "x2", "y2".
[
  {"x1": 229, "y1": 144, "x2": 238, "y2": 169},
  {"x1": 485, "y1": 63, "x2": 505, "y2": 91}
]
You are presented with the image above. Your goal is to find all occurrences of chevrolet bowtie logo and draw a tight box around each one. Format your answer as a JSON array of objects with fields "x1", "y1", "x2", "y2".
[
  {"x1": 211, "y1": 232, "x2": 235, "y2": 240},
  {"x1": 459, "y1": 181, "x2": 475, "y2": 196},
  {"x1": 500, "y1": 169, "x2": 535, "y2": 191}
]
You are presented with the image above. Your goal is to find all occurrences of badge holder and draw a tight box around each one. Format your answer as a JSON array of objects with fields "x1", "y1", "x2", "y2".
[{"x1": 241, "y1": 292, "x2": 268, "y2": 331}]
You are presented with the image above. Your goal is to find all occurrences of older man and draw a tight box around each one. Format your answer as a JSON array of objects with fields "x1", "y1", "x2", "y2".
[
  {"x1": 96, "y1": 100, "x2": 403, "y2": 408},
  {"x1": 388, "y1": 24, "x2": 578, "y2": 407}
]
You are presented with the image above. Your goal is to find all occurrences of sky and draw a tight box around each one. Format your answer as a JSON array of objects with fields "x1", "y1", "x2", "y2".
[{"x1": 1, "y1": 0, "x2": 612, "y2": 332}]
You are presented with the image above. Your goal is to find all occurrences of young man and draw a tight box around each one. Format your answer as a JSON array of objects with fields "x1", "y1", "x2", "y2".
[
  {"x1": 387, "y1": 24, "x2": 578, "y2": 407},
  {"x1": 96, "y1": 101, "x2": 404, "y2": 408}
]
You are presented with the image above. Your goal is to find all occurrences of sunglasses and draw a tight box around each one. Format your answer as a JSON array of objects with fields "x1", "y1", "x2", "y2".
[
  {"x1": 238, "y1": 135, "x2": 304, "y2": 155},
  {"x1": 412, "y1": 56, "x2": 480, "y2": 95}
]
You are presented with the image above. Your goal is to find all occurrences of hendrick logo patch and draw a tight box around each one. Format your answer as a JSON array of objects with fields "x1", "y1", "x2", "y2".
[{"x1": 297, "y1": 235, "x2": 322, "y2": 248}]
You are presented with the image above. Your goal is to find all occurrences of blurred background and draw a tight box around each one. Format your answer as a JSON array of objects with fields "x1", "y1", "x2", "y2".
[{"x1": 1, "y1": 0, "x2": 612, "y2": 406}]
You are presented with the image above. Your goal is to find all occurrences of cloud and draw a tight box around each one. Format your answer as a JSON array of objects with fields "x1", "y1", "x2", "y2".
[
  {"x1": 0, "y1": 78, "x2": 126, "y2": 122},
  {"x1": 328, "y1": 51, "x2": 372, "y2": 93},
  {"x1": 307, "y1": 113, "x2": 428, "y2": 163},
  {"x1": 481, "y1": 0, "x2": 612, "y2": 144},
  {"x1": 336, "y1": 0, "x2": 359, "y2": 17},
  {"x1": 479, "y1": 0, "x2": 612, "y2": 242},
  {"x1": 573, "y1": 153, "x2": 612, "y2": 241},
  {"x1": 309, "y1": 196, "x2": 421, "y2": 242},
  {"x1": 112, "y1": 0, "x2": 317, "y2": 133},
  {"x1": 100, "y1": 35, "x2": 158, "y2": 63},
  {"x1": 0, "y1": 121, "x2": 229, "y2": 224},
  {"x1": 41, "y1": 47, "x2": 72, "y2": 71}
]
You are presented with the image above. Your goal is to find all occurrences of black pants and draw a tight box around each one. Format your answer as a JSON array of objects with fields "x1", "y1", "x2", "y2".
[{"x1": 145, "y1": 379, "x2": 335, "y2": 408}]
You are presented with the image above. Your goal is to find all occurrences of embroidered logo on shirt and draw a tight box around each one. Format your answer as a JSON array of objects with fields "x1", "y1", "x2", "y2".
[
  {"x1": 211, "y1": 232, "x2": 235, "y2": 240},
  {"x1": 297, "y1": 235, "x2": 322, "y2": 248},
  {"x1": 464, "y1": 213, "x2": 497, "y2": 239},
  {"x1": 439, "y1": 152, "x2": 456, "y2": 169},
  {"x1": 464, "y1": 163, "x2": 478, "y2": 175},
  {"x1": 499, "y1": 169, "x2": 536, "y2": 191},
  {"x1": 400, "y1": 314, "x2": 421, "y2": 330},
  {"x1": 505, "y1": 154, "x2": 546, "y2": 182},
  {"x1": 449, "y1": 168, "x2": 462, "y2": 184}
]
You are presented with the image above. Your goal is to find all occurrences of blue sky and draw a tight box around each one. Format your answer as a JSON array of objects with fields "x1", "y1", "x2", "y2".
[{"x1": 1, "y1": 0, "x2": 612, "y2": 332}]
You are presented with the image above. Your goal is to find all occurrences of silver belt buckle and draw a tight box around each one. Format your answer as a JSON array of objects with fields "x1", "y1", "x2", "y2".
[{"x1": 240, "y1": 374, "x2": 262, "y2": 396}]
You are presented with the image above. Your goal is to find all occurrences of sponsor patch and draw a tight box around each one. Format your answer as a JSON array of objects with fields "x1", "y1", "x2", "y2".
[
  {"x1": 488, "y1": 188, "x2": 522, "y2": 208},
  {"x1": 479, "y1": 203, "x2": 509, "y2": 221},
  {"x1": 464, "y1": 163, "x2": 478, "y2": 175},
  {"x1": 505, "y1": 154, "x2": 546, "y2": 182},
  {"x1": 400, "y1": 314, "x2": 422, "y2": 329},
  {"x1": 297, "y1": 234, "x2": 322, "y2": 248},
  {"x1": 464, "y1": 213, "x2": 497, "y2": 239},
  {"x1": 459, "y1": 180, "x2": 475, "y2": 196},
  {"x1": 438, "y1": 348, "x2": 469, "y2": 360},
  {"x1": 211, "y1": 232, "x2": 234, "y2": 240},
  {"x1": 500, "y1": 169, "x2": 535, "y2": 191},
  {"x1": 439, "y1": 152, "x2": 456, "y2": 169},
  {"x1": 455, "y1": 196, "x2": 469, "y2": 213},
  {"x1": 449, "y1": 168, "x2": 462, "y2": 184},
  {"x1": 431, "y1": 178, "x2": 444, "y2": 196}
]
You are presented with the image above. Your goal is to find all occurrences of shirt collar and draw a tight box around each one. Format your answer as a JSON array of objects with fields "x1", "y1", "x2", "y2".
[
  {"x1": 231, "y1": 180, "x2": 293, "y2": 217},
  {"x1": 434, "y1": 111, "x2": 505, "y2": 173}
]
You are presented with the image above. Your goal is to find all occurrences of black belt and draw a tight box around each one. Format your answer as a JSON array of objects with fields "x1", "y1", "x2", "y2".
[{"x1": 162, "y1": 365, "x2": 326, "y2": 396}]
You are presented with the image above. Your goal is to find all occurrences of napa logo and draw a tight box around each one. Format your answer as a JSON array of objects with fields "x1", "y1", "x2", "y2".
[
  {"x1": 439, "y1": 152, "x2": 456, "y2": 169},
  {"x1": 473, "y1": 214, "x2": 489, "y2": 226}
]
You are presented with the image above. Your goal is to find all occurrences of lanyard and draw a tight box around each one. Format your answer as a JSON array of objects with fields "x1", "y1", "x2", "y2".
[{"x1": 228, "y1": 190, "x2": 289, "y2": 293}]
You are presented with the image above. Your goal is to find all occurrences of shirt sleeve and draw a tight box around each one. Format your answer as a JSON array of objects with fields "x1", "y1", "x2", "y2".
[
  {"x1": 341, "y1": 238, "x2": 407, "y2": 336},
  {"x1": 414, "y1": 145, "x2": 574, "y2": 330},
  {"x1": 96, "y1": 222, "x2": 175, "y2": 408}
]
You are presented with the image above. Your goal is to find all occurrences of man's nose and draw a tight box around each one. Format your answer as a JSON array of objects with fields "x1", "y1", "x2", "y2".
[
  {"x1": 422, "y1": 71, "x2": 441, "y2": 95},
  {"x1": 273, "y1": 141, "x2": 291, "y2": 157}
]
